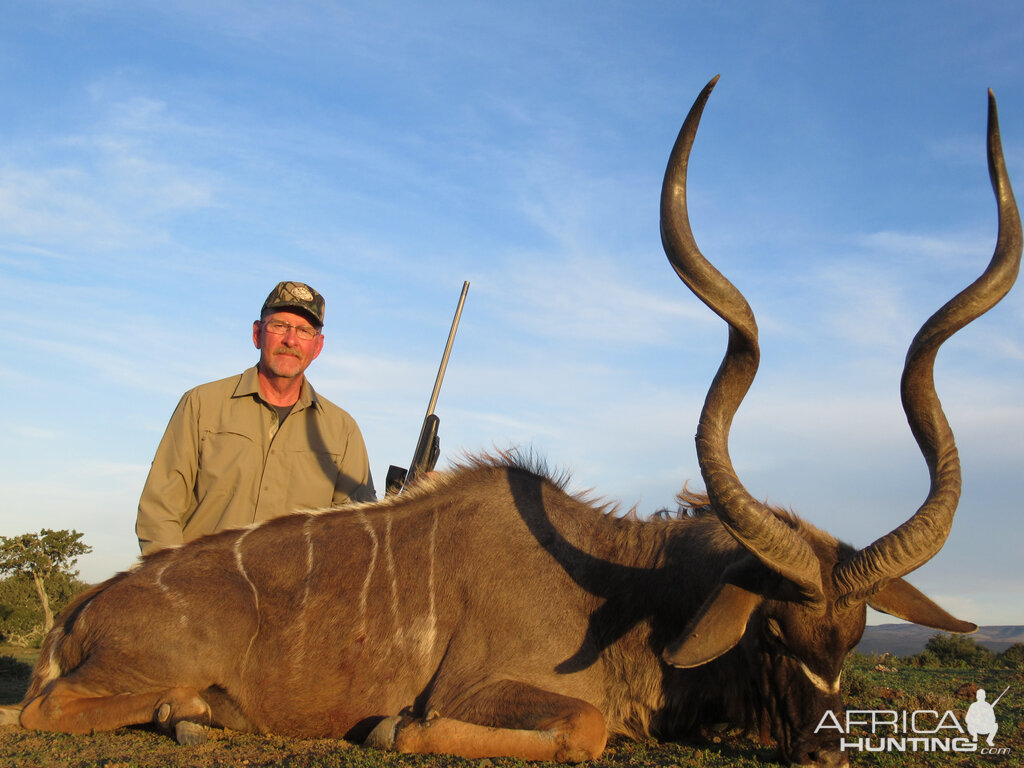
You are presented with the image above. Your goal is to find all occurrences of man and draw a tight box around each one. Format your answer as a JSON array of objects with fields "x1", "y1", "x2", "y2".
[{"x1": 136, "y1": 281, "x2": 376, "y2": 555}]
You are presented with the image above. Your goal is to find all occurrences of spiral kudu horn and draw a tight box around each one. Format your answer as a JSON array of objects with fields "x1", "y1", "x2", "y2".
[
  {"x1": 833, "y1": 91, "x2": 1022, "y2": 608},
  {"x1": 660, "y1": 76, "x2": 826, "y2": 608}
]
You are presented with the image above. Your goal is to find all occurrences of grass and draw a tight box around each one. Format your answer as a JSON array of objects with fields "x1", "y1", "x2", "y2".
[{"x1": 0, "y1": 645, "x2": 1020, "y2": 767}]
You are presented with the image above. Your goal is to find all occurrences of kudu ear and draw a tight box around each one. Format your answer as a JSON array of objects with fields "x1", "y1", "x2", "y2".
[
  {"x1": 867, "y1": 577, "x2": 977, "y2": 634},
  {"x1": 663, "y1": 582, "x2": 763, "y2": 668}
]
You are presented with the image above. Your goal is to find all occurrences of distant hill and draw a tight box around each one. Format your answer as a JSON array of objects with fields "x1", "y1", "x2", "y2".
[{"x1": 857, "y1": 624, "x2": 1024, "y2": 656}]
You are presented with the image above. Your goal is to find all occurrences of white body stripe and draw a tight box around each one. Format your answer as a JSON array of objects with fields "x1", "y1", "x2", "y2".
[
  {"x1": 234, "y1": 528, "x2": 260, "y2": 664},
  {"x1": 357, "y1": 510, "x2": 380, "y2": 636}
]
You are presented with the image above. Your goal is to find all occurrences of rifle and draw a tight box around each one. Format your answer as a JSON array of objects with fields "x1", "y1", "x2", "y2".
[
  {"x1": 991, "y1": 685, "x2": 1010, "y2": 708},
  {"x1": 385, "y1": 281, "x2": 470, "y2": 495}
]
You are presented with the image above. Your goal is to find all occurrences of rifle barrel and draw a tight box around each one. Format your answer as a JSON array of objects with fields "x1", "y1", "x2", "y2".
[
  {"x1": 992, "y1": 685, "x2": 1010, "y2": 707},
  {"x1": 402, "y1": 281, "x2": 469, "y2": 484},
  {"x1": 423, "y1": 281, "x2": 470, "y2": 419}
]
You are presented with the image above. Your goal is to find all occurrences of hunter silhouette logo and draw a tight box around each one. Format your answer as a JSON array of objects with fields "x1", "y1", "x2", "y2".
[
  {"x1": 814, "y1": 683, "x2": 1012, "y2": 756},
  {"x1": 966, "y1": 686, "x2": 1008, "y2": 747}
]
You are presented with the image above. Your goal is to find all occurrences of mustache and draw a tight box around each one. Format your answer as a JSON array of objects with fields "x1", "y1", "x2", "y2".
[{"x1": 272, "y1": 348, "x2": 302, "y2": 359}]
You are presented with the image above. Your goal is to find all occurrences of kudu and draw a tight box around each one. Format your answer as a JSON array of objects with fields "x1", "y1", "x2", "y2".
[{"x1": 2, "y1": 78, "x2": 1020, "y2": 767}]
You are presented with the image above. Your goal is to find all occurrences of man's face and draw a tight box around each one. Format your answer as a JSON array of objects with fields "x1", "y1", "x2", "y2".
[{"x1": 253, "y1": 310, "x2": 325, "y2": 379}]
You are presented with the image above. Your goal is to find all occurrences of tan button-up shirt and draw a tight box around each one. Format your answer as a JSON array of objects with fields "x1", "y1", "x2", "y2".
[{"x1": 136, "y1": 366, "x2": 375, "y2": 554}]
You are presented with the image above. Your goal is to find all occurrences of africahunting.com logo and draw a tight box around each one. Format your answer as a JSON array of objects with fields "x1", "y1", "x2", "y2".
[{"x1": 815, "y1": 685, "x2": 1011, "y2": 756}]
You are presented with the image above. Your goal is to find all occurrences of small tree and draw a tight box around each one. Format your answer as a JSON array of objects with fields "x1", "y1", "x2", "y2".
[{"x1": 0, "y1": 530, "x2": 91, "y2": 633}]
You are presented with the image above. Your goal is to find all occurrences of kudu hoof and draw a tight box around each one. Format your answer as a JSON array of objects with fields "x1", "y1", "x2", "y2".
[
  {"x1": 0, "y1": 706, "x2": 22, "y2": 727},
  {"x1": 364, "y1": 715, "x2": 401, "y2": 750},
  {"x1": 174, "y1": 720, "x2": 208, "y2": 746}
]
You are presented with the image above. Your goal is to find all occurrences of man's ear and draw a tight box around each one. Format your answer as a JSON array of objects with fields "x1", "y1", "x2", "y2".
[
  {"x1": 310, "y1": 333, "x2": 325, "y2": 361},
  {"x1": 253, "y1": 321, "x2": 263, "y2": 350},
  {"x1": 662, "y1": 582, "x2": 763, "y2": 668}
]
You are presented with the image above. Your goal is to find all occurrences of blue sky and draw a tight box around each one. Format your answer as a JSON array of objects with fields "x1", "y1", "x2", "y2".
[{"x1": 1, "y1": 1, "x2": 1021, "y2": 626}]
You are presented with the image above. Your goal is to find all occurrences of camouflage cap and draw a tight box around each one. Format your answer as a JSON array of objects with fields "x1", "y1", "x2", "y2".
[{"x1": 261, "y1": 281, "x2": 325, "y2": 326}]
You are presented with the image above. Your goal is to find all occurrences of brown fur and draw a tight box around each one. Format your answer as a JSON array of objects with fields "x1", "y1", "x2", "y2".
[{"x1": 6, "y1": 455, "x2": 968, "y2": 765}]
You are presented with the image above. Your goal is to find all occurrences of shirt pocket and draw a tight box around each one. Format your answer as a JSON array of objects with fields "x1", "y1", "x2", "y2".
[{"x1": 196, "y1": 429, "x2": 259, "y2": 502}]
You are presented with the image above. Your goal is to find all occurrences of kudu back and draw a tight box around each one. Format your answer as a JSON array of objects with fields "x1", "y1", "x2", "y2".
[{"x1": 3, "y1": 78, "x2": 1020, "y2": 767}]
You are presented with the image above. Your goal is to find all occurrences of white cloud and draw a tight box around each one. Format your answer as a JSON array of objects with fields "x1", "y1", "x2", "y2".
[{"x1": 11, "y1": 425, "x2": 61, "y2": 441}]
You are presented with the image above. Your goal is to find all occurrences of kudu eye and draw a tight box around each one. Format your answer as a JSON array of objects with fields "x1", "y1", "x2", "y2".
[{"x1": 765, "y1": 618, "x2": 787, "y2": 646}]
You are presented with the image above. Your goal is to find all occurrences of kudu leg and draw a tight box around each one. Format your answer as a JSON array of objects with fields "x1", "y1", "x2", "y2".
[
  {"x1": 20, "y1": 679, "x2": 211, "y2": 741},
  {"x1": 367, "y1": 680, "x2": 607, "y2": 762}
]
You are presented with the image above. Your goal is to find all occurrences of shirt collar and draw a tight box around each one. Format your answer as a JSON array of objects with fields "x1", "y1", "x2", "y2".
[{"x1": 234, "y1": 365, "x2": 320, "y2": 412}]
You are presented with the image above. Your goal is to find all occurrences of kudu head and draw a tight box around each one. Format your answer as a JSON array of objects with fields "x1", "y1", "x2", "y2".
[{"x1": 659, "y1": 77, "x2": 1022, "y2": 766}]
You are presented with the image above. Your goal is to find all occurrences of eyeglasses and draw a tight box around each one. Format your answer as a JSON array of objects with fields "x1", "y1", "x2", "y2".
[{"x1": 260, "y1": 319, "x2": 320, "y2": 341}]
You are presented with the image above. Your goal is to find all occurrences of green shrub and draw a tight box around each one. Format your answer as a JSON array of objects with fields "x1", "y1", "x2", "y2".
[
  {"x1": 902, "y1": 633, "x2": 995, "y2": 668},
  {"x1": 997, "y1": 642, "x2": 1024, "y2": 670}
]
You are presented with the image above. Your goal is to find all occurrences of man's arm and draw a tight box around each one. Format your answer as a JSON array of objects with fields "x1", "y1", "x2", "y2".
[{"x1": 136, "y1": 391, "x2": 200, "y2": 555}]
